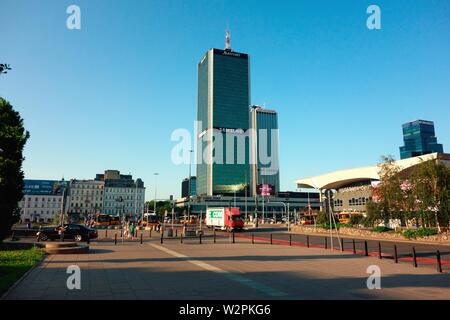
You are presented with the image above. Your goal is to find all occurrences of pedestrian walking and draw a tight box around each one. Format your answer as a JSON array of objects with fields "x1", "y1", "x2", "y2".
[
  {"x1": 124, "y1": 223, "x2": 129, "y2": 238},
  {"x1": 130, "y1": 223, "x2": 135, "y2": 241},
  {"x1": 58, "y1": 225, "x2": 65, "y2": 242}
]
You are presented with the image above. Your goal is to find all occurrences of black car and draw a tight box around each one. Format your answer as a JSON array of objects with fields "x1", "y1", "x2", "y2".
[{"x1": 37, "y1": 224, "x2": 98, "y2": 242}]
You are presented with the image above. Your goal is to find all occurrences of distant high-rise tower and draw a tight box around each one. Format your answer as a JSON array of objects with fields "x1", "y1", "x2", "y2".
[
  {"x1": 399, "y1": 120, "x2": 444, "y2": 159},
  {"x1": 181, "y1": 177, "x2": 197, "y2": 198},
  {"x1": 250, "y1": 106, "x2": 280, "y2": 196},
  {"x1": 196, "y1": 32, "x2": 251, "y2": 196}
]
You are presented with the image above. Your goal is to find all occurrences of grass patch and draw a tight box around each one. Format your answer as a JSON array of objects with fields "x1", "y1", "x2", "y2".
[{"x1": 0, "y1": 246, "x2": 45, "y2": 296}]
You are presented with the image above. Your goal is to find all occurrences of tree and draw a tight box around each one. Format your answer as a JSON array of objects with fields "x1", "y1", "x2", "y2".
[
  {"x1": 376, "y1": 156, "x2": 403, "y2": 225},
  {"x1": 0, "y1": 64, "x2": 12, "y2": 75},
  {"x1": 145, "y1": 200, "x2": 174, "y2": 217},
  {"x1": 0, "y1": 98, "x2": 30, "y2": 242},
  {"x1": 366, "y1": 155, "x2": 415, "y2": 227},
  {"x1": 410, "y1": 159, "x2": 450, "y2": 232},
  {"x1": 364, "y1": 201, "x2": 381, "y2": 227}
]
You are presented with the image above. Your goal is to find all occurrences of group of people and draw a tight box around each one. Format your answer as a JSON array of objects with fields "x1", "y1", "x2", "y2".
[
  {"x1": 123, "y1": 221, "x2": 138, "y2": 240},
  {"x1": 84, "y1": 220, "x2": 96, "y2": 228}
]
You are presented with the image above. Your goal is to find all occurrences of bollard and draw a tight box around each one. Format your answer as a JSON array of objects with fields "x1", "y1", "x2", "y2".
[
  {"x1": 149, "y1": 229, "x2": 152, "y2": 238},
  {"x1": 378, "y1": 242, "x2": 382, "y2": 259},
  {"x1": 140, "y1": 233, "x2": 143, "y2": 244},
  {"x1": 180, "y1": 233, "x2": 183, "y2": 244},
  {"x1": 352, "y1": 239, "x2": 356, "y2": 254},
  {"x1": 306, "y1": 235, "x2": 309, "y2": 248},
  {"x1": 120, "y1": 230, "x2": 123, "y2": 238},
  {"x1": 324, "y1": 237, "x2": 327, "y2": 250},
  {"x1": 364, "y1": 241, "x2": 368, "y2": 256},
  {"x1": 412, "y1": 247, "x2": 417, "y2": 268},
  {"x1": 114, "y1": 233, "x2": 117, "y2": 245},
  {"x1": 252, "y1": 233, "x2": 254, "y2": 244},
  {"x1": 341, "y1": 238, "x2": 344, "y2": 252},
  {"x1": 436, "y1": 250, "x2": 442, "y2": 273},
  {"x1": 175, "y1": 229, "x2": 178, "y2": 237},
  {"x1": 161, "y1": 232, "x2": 164, "y2": 244},
  {"x1": 394, "y1": 245, "x2": 398, "y2": 263},
  {"x1": 199, "y1": 233, "x2": 202, "y2": 244},
  {"x1": 214, "y1": 230, "x2": 216, "y2": 243},
  {"x1": 270, "y1": 234, "x2": 273, "y2": 245},
  {"x1": 105, "y1": 229, "x2": 108, "y2": 238},
  {"x1": 289, "y1": 234, "x2": 292, "y2": 246},
  {"x1": 232, "y1": 231, "x2": 235, "y2": 244}
]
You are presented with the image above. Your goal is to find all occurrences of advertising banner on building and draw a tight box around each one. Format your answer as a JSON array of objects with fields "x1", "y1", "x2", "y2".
[{"x1": 258, "y1": 184, "x2": 274, "y2": 196}]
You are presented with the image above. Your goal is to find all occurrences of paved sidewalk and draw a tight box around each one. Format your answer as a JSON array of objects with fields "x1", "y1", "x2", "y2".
[{"x1": 3, "y1": 240, "x2": 449, "y2": 300}]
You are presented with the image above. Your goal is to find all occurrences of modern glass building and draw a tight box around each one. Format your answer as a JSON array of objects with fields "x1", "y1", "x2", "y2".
[
  {"x1": 196, "y1": 45, "x2": 251, "y2": 196},
  {"x1": 250, "y1": 106, "x2": 280, "y2": 196},
  {"x1": 181, "y1": 177, "x2": 197, "y2": 198},
  {"x1": 399, "y1": 120, "x2": 444, "y2": 159}
]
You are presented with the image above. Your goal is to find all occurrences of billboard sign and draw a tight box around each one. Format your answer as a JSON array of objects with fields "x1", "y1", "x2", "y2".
[
  {"x1": 24, "y1": 180, "x2": 69, "y2": 196},
  {"x1": 258, "y1": 184, "x2": 274, "y2": 196}
]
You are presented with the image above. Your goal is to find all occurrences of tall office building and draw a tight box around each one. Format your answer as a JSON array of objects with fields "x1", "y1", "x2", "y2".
[
  {"x1": 181, "y1": 177, "x2": 197, "y2": 198},
  {"x1": 250, "y1": 106, "x2": 280, "y2": 196},
  {"x1": 400, "y1": 120, "x2": 444, "y2": 159},
  {"x1": 196, "y1": 32, "x2": 251, "y2": 196}
]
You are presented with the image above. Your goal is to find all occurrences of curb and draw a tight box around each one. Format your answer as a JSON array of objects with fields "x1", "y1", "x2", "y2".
[
  {"x1": 233, "y1": 234, "x2": 450, "y2": 268},
  {"x1": 0, "y1": 251, "x2": 47, "y2": 300},
  {"x1": 286, "y1": 229, "x2": 450, "y2": 247}
]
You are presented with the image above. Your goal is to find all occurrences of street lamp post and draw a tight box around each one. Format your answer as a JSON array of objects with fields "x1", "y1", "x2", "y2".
[
  {"x1": 59, "y1": 184, "x2": 67, "y2": 227},
  {"x1": 116, "y1": 196, "x2": 124, "y2": 225},
  {"x1": 188, "y1": 149, "x2": 193, "y2": 221},
  {"x1": 154, "y1": 173, "x2": 159, "y2": 216}
]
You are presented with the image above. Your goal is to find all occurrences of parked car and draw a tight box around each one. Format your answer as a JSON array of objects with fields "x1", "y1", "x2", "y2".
[{"x1": 36, "y1": 224, "x2": 98, "y2": 242}]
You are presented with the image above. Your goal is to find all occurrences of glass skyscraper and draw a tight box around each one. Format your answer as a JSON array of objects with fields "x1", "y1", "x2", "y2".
[
  {"x1": 399, "y1": 120, "x2": 443, "y2": 159},
  {"x1": 250, "y1": 106, "x2": 280, "y2": 196},
  {"x1": 196, "y1": 47, "x2": 251, "y2": 196},
  {"x1": 181, "y1": 177, "x2": 196, "y2": 198}
]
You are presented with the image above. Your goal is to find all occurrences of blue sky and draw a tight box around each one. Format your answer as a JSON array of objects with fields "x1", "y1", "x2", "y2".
[{"x1": 1, "y1": 0, "x2": 449, "y2": 200}]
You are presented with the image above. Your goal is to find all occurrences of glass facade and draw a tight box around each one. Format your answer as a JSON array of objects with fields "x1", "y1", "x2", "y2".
[
  {"x1": 196, "y1": 49, "x2": 250, "y2": 196},
  {"x1": 253, "y1": 107, "x2": 280, "y2": 194},
  {"x1": 181, "y1": 177, "x2": 197, "y2": 198},
  {"x1": 196, "y1": 52, "x2": 209, "y2": 196},
  {"x1": 400, "y1": 120, "x2": 443, "y2": 159}
]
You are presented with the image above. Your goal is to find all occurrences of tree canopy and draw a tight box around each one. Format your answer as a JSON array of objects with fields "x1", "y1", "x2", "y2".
[
  {"x1": 366, "y1": 155, "x2": 450, "y2": 232},
  {"x1": 0, "y1": 97, "x2": 30, "y2": 241}
]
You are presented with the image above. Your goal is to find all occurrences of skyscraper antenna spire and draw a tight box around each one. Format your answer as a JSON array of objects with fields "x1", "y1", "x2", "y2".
[{"x1": 225, "y1": 29, "x2": 231, "y2": 51}]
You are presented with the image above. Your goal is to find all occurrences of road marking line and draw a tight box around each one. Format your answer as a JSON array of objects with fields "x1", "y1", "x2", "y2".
[{"x1": 149, "y1": 244, "x2": 288, "y2": 297}]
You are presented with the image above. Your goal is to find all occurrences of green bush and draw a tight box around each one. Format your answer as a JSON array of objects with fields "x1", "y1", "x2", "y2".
[
  {"x1": 349, "y1": 214, "x2": 363, "y2": 226},
  {"x1": 371, "y1": 226, "x2": 393, "y2": 233},
  {"x1": 403, "y1": 228, "x2": 438, "y2": 239},
  {"x1": 320, "y1": 222, "x2": 347, "y2": 230}
]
